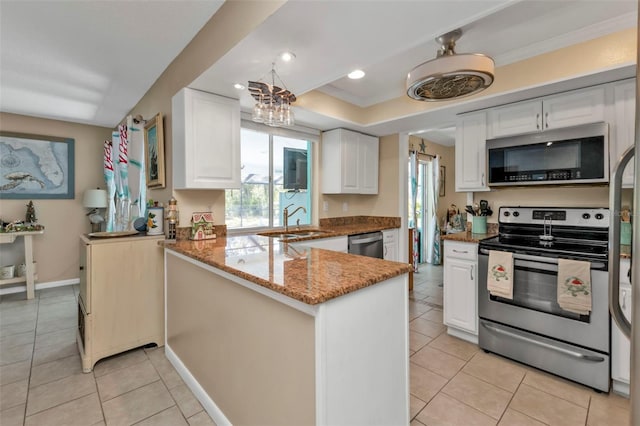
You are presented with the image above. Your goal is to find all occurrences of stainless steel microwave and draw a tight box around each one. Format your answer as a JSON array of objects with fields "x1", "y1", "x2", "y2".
[{"x1": 486, "y1": 122, "x2": 609, "y2": 186}]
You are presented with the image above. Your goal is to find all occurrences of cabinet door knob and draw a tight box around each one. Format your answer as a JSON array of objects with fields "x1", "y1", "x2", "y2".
[
  {"x1": 536, "y1": 113, "x2": 540, "y2": 129},
  {"x1": 79, "y1": 266, "x2": 84, "y2": 271},
  {"x1": 545, "y1": 112, "x2": 549, "y2": 128}
]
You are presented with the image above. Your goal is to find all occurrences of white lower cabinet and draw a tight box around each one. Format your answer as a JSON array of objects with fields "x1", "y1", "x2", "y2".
[
  {"x1": 382, "y1": 229, "x2": 398, "y2": 261},
  {"x1": 443, "y1": 240, "x2": 478, "y2": 343},
  {"x1": 611, "y1": 258, "x2": 632, "y2": 397}
]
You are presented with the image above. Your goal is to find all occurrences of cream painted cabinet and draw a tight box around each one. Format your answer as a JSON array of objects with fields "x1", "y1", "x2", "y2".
[
  {"x1": 612, "y1": 79, "x2": 635, "y2": 187},
  {"x1": 382, "y1": 229, "x2": 398, "y2": 261},
  {"x1": 172, "y1": 87, "x2": 241, "y2": 189},
  {"x1": 321, "y1": 128, "x2": 379, "y2": 194},
  {"x1": 611, "y1": 258, "x2": 632, "y2": 396},
  {"x1": 443, "y1": 240, "x2": 478, "y2": 343},
  {"x1": 77, "y1": 234, "x2": 165, "y2": 372},
  {"x1": 455, "y1": 111, "x2": 489, "y2": 192},
  {"x1": 488, "y1": 86, "x2": 606, "y2": 138}
]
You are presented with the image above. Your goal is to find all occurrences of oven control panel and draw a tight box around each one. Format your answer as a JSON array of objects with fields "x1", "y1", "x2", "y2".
[{"x1": 499, "y1": 207, "x2": 609, "y2": 228}]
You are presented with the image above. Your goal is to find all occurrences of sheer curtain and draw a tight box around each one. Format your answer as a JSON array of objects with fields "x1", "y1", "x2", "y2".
[
  {"x1": 426, "y1": 155, "x2": 441, "y2": 265},
  {"x1": 409, "y1": 151, "x2": 419, "y2": 272}
]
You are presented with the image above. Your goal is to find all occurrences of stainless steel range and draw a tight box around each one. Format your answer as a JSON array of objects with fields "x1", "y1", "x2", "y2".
[{"x1": 478, "y1": 206, "x2": 610, "y2": 392}]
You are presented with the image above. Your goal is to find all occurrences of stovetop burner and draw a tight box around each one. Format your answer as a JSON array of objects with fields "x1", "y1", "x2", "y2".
[
  {"x1": 480, "y1": 234, "x2": 608, "y2": 261},
  {"x1": 479, "y1": 206, "x2": 609, "y2": 262}
]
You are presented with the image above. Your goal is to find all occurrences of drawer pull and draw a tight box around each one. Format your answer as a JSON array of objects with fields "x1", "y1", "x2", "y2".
[{"x1": 453, "y1": 250, "x2": 468, "y2": 254}]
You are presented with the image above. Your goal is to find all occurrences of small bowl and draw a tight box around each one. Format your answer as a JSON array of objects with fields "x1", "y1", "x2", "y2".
[
  {"x1": 0, "y1": 265, "x2": 15, "y2": 279},
  {"x1": 133, "y1": 217, "x2": 147, "y2": 232}
]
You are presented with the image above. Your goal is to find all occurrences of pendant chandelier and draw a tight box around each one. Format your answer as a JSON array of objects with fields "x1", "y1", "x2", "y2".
[{"x1": 249, "y1": 63, "x2": 296, "y2": 127}]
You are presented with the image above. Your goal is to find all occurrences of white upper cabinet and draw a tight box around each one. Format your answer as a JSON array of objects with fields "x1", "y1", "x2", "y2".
[
  {"x1": 321, "y1": 128, "x2": 379, "y2": 194},
  {"x1": 172, "y1": 87, "x2": 241, "y2": 189},
  {"x1": 488, "y1": 86, "x2": 606, "y2": 138},
  {"x1": 455, "y1": 111, "x2": 489, "y2": 192},
  {"x1": 488, "y1": 99, "x2": 542, "y2": 137},
  {"x1": 612, "y1": 79, "x2": 635, "y2": 187}
]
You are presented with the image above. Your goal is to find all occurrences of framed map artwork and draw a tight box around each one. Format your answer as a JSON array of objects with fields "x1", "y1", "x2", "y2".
[{"x1": 0, "y1": 132, "x2": 75, "y2": 199}]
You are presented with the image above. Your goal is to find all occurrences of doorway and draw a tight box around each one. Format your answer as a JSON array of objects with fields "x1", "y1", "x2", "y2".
[{"x1": 408, "y1": 156, "x2": 438, "y2": 265}]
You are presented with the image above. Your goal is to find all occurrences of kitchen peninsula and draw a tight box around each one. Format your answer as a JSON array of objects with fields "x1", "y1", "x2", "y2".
[{"x1": 163, "y1": 232, "x2": 411, "y2": 426}]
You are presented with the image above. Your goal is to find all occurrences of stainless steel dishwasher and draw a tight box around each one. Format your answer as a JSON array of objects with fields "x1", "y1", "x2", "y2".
[{"x1": 348, "y1": 231, "x2": 383, "y2": 259}]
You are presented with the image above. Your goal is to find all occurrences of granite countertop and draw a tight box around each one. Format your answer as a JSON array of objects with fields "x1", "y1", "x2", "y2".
[
  {"x1": 441, "y1": 230, "x2": 498, "y2": 243},
  {"x1": 162, "y1": 234, "x2": 411, "y2": 305}
]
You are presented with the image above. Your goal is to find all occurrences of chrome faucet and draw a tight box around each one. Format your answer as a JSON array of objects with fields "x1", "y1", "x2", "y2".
[{"x1": 283, "y1": 203, "x2": 307, "y2": 232}]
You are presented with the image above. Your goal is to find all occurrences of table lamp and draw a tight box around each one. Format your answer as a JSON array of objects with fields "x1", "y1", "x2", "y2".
[{"x1": 83, "y1": 189, "x2": 108, "y2": 232}]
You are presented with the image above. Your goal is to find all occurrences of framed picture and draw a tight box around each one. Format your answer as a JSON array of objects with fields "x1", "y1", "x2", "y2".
[
  {"x1": 439, "y1": 165, "x2": 446, "y2": 197},
  {"x1": 0, "y1": 131, "x2": 75, "y2": 199},
  {"x1": 144, "y1": 113, "x2": 165, "y2": 188}
]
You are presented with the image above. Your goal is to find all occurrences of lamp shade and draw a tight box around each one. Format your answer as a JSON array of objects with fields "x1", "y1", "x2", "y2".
[{"x1": 83, "y1": 189, "x2": 108, "y2": 208}]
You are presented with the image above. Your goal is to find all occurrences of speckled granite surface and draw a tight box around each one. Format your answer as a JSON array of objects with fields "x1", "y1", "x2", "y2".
[
  {"x1": 319, "y1": 216, "x2": 400, "y2": 229},
  {"x1": 441, "y1": 230, "x2": 498, "y2": 243},
  {"x1": 162, "y1": 235, "x2": 411, "y2": 305}
]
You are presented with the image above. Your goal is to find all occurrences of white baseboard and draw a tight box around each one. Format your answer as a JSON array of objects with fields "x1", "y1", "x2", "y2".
[
  {"x1": 165, "y1": 344, "x2": 232, "y2": 426},
  {"x1": 447, "y1": 326, "x2": 479, "y2": 345},
  {"x1": 0, "y1": 278, "x2": 79, "y2": 295}
]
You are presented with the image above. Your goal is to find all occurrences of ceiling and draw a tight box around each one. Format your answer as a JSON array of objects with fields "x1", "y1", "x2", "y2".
[
  {"x1": 0, "y1": 0, "x2": 224, "y2": 127},
  {"x1": 1, "y1": 0, "x2": 638, "y2": 146}
]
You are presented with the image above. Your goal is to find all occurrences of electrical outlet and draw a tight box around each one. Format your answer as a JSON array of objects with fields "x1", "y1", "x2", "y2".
[
  {"x1": 342, "y1": 202, "x2": 348, "y2": 212},
  {"x1": 323, "y1": 201, "x2": 328, "y2": 212}
]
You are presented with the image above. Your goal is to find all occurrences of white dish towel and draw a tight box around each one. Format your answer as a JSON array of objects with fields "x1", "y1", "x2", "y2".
[
  {"x1": 487, "y1": 250, "x2": 514, "y2": 300},
  {"x1": 557, "y1": 258, "x2": 592, "y2": 315}
]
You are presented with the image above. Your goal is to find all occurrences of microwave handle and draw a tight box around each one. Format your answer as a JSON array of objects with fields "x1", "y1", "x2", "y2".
[{"x1": 608, "y1": 144, "x2": 633, "y2": 339}]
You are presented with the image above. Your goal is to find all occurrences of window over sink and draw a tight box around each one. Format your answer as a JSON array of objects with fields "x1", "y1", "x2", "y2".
[{"x1": 225, "y1": 128, "x2": 312, "y2": 231}]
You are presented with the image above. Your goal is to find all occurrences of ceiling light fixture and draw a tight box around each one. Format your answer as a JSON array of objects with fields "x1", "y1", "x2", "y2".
[
  {"x1": 249, "y1": 62, "x2": 296, "y2": 127},
  {"x1": 348, "y1": 69, "x2": 365, "y2": 79},
  {"x1": 233, "y1": 83, "x2": 245, "y2": 90},
  {"x1": 406, "y1": 28, "x2": 494, "y2": 101}
]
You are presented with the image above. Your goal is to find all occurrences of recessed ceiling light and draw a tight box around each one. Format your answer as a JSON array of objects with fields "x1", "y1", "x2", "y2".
[
  {"x1": 233, "y1": 83, "x2": 245, "y2": 90},
  {"x1": 348, "y1": 69, "x2": 365, "y2": 79},
  {"x1": 281, "y1": 51, "x2": 296, "y2": 62}
]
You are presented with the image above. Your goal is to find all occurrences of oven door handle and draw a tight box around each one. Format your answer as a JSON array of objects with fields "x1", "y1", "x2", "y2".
[
  {"x1": 479, "y1": 249, "x2": 606, "y2": 270},
  {"x1": 481, "y1": 322, "x2": 606, "y2": 363}
]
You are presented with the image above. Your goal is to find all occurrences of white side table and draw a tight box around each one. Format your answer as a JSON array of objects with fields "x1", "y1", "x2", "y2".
[{"x1": 0, "y1": 230, "x2": 44, "y2": 299}]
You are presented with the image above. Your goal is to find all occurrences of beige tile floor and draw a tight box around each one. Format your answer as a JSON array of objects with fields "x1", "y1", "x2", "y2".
[
  {"x1": 409, "y1": 264, "x2": 631, "y2": 426},
  {"x1": 0, "y1": 285, "x2": 216, "y2": 426},
  {"x1": 1, "y1": 271, "x2": 632, "y2": 426}
]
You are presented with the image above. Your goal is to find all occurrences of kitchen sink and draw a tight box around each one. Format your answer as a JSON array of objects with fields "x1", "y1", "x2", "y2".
[{"x1": 257, "y1": 229, "x2": 334, "y2": 239}]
